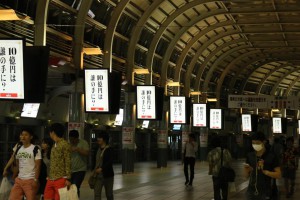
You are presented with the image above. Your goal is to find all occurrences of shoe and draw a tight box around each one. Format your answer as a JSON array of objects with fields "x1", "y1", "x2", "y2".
[
  {"x1": 186, "y1": 185, "x2": 193, "y2": 191},
  {"x1": 185, "y1": 181, "x2": 189, "y2": 186}
]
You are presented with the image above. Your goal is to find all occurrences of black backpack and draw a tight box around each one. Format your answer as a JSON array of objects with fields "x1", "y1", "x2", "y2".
[{"x1": 15, "y1": 144, "x2": 40, "y2": 159}]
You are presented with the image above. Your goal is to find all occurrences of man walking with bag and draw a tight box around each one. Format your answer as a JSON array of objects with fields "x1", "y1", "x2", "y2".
[{"x1": 208, "y1": 136, "x2": 232, "y2": 200}]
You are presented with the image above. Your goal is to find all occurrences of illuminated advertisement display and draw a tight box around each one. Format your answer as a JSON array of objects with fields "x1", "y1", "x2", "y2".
[
  {"x1": 209, "y1": 109, "x2": 222, "y2": 129},
  {"x1": 84, "y1": 69, "x2": 109, "y2": 112},
  {"x1": 170, "y1": 96, "x2": 186, "y2": 124},
  {"x1": 136, "y1": 86, "x2": 156, "y2": 119},
  {"x1": 273, "y1": 117, "x2": 282, "y2": 133},
  {"x1": 21, "y1": 103, "x2": 40, "y2": 118},
  {"x1": 242, "y1": 114, "x2": 252, "y2": 132},
  {"x1": 114, "y1": 109, "x2": 124, "y2": 126},
  {"x1": 193, "y1": 104, "x2": 207, "y2": 127},
  {"x1": 0, "y1": 39, "x2": 24, "y2": 99}
]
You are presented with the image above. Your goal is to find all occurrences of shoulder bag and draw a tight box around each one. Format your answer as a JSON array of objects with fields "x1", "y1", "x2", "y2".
[{"x1": 218, "y1": 148, "x2": 235, "y2": 183}]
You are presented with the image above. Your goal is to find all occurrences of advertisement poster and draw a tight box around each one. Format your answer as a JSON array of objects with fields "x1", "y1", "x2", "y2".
[
  {"x1": 122, "y1": 127, "x2": 134, "y2": 145},
  {"x1": 157, "y1": 130, "x2": 167, "y2": 145},
  {"x1": 85, "y1": 69, "x2": 109, "y2": 112},
  {"x1": 136, "y1": 86, "x2": 156, "y2": 119},
  {"x1": 170, "y1": 96, "x2": 186, "y2": 124},
  {"x1": 0, "y1": 39, "x2": 24, "y2": 99},
  {"x1": 242, "y1": 114, "x2": 252, "y2": 132},
  {"x1": 209, "y1": 109, "x2": 222, "y2": 129},
  {"x1": 193, "y1": 104, "x2": 207, "y2": 127},
  {"x1": 272, "y1": 117, "x2": 282, "y2": 133}
]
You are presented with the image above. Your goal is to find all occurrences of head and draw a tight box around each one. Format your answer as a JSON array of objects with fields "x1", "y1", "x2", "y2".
[
  {"x1": 286, "y1": 137, "x2": 294, "y2": 148},
  {"x1": 97, "y1": 132, "x2": 109, "y2": 147},
  {"x1": 49, "y1": 123, "x2": 65, "y2": 141},
  {"x1": 69, "y1": 130, "x2": 79, "y2": 145},
  {"x1": 20, "y1": 128, "x2": 35, "y2": 145},
  {"x1": 188, "y1": 134, "x2": 196, "y2": 142},
  {"x1": 211, "y1": 136, "x2": 221, "y2": 148},
  {"x1": 251, "y1": 131, "x2": 266, "y2": 152},
  {"x1": 41, "y1": 138, "x2": 53, "y2": 151}
]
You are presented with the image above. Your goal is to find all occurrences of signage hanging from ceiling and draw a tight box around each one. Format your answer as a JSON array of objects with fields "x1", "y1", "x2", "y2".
[
  {"x1": 84, "y1": 69, "x2": 109, "y2": 112},
  {"x1": 209, "y1": 108, "x2": 222, "y2": 129},
  {"x1": 242, "y1": 114, "x2": 252, "y2": 132},
  {"x1": 170, "y1": 96, "x2": 186, "y2": 124},
  {"x1": 0, "y1": 39, "x2": 24, "y2": 100},
  {"x1": 136, "y1": 85, "x2": 156, "y2": 119},
  {"x1": 193, "y1": 103, "x2": 207, "y2": 127},
  {"x1": 272, "y1": 117, "x2": 282, "y2": 133}
]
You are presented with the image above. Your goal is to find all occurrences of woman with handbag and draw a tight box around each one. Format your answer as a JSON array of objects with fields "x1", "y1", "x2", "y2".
[{"x1": 207, "y1": 136, "x2": 232, "y2": 200}]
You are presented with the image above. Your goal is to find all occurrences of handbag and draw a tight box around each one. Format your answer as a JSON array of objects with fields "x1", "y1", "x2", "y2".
[
  {"x1": 0, "y1": 177, "x2": 12, "y2": 200},
  {"x1": 58, "y1": 184, "x2": 79, "y2": 200},
  {"x1": 218, "y1": 148, "x2": 235, "y2": 183}
]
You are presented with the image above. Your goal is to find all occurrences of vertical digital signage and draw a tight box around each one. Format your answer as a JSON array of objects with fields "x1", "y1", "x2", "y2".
[
  {"x1": 193, "y1": 104, "x2": 207, "y2": 127},
  {"x1": 114, "y1": 108, "x2": 124, "y2": 126},
  {"x1": 84, "y1": 69, "x2": 109, "y2": 112},
  {"x1": 170, "y1": 96, "x2": 186, "y2": 124},
  {"x1": 136, "y1": 86, "x2": 156, "y2": 119},
  {"x1": 242, "y1": 114, "x2": 252, "y2": 132},
  {"x1": 21, "y1": 103, "x2": 40, "y2": 118},
  {"x1": 209, "y1": 109, "x2": 222, "y2": 129},
  {"x1": 0, "y1": 39, "x2": 24, "y2": 100},
  {"x1": 272, "y1": 117, "x2": 282, "y2": 133}
]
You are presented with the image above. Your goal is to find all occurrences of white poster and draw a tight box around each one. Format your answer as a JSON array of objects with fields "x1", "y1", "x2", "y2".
[
  {"x1": 21, "y1": 103, "x2": 40, "y2": 118},
  {"x1": 209, "y1": 109, "x2": 222, "y2": 129},
  {"x1": 170, "y1": 96, "x2": 186, "y2": 124},
  {"x1": 84, "y1": 69, "x2": 109, "y2": 112},
  {"x1": 242, "y1": 114, "x2": 252, "y2": 132},
  {"x1": 193, "y1": 104, "x2": 207, "y2": 127},
  {"x1": 136, "y1": 86, "x2": 156, "y2": 119},
  {"x1": 298, "y1": 120, "x2": 300, "y2": 134},
  {"x1": 157, "y1": 130, "x2": 167, "y2": 145},
  {"x1": 114, "y1": 108, "x2": 124, "y2": 126},
  {"x1": 200, "y1": 132, "x2": 208, "y2": 147},
  {"x1": 0, "y1": 39, "x2": 24, "y2": 99},
  {"x1": 273, "y1": 117, "x2": 282, "y2": 133},
  {"x1": 122, "y1": 127, "x2": 134, "y2": 145}
]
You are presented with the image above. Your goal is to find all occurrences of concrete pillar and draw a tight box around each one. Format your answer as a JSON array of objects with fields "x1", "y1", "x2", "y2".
[
  {"x1": 68, "y1": 93, "x2": 85, "y2": 139},
  {"x1": 199, "y1": 127, "x2": 208, "y2": 161},
  {"x1": 122, "y1": 92, "x2": 136, "y2": 173},
  {"x1": 157, "y1": 101, "x2": 168, "y2": 168}
]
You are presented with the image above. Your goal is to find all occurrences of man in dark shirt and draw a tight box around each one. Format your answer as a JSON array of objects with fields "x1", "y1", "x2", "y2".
[{"x1": 245, "y1": 132, "x2": 281, "y2": 200}]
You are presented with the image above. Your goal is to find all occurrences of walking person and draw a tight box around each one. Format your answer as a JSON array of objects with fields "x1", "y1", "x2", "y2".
[
  {"x1": 44, "y1": 123, "x2": 71, "y2": 200},
  {"x1": 94, "y1": 132, "x2": 114, "y2": 200},
  {"x1": 244, "y1": 132, "x2": 281, "y2": 200},
  {"x1": 182, "y1": 133, "x2": 197, "y2": 189},
  {"x1": 207, "y1": 136, "x2": 232, "y2": 200},
  {"x1": 69, "y1": 129, "x2": 89, "y2": 197},
  {"x1": 9, "y1": 128, "x2": 42, "y2": 200},
  {"x1": 282, "y1": 137, "x2": 298, "y2": 198}
]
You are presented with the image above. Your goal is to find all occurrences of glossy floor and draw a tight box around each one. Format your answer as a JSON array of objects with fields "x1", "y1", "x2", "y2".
[{"x1": 79, "y1": 160, "x2": 300, "y2": 200}]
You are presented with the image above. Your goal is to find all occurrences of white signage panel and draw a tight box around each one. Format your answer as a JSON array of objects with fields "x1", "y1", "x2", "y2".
[
  {"x1": 242, "y1": 114, "x2": 252, "y2": 132},
  {"x1": 193, "y1": 104, "x2": 207, "y2": 127},
  {"x1": 136, "y1": 86, "x2": 156, "y2": 119},
  {"x1": 170, "y1": 96, "x2": 186, "y2": 124},
  {"x1": 228, "y1": 95, "x2": 270, "y2": 109},
  {"x1": 0, "y1": 39, "x2": 24, "y2": 99},
  {"x1": 21, "y1": 103, "x2": 40, "y2": 118},
  {"x1": 84, "y1": 69, "x2": 109, "y2": 112},
  {"x1": 298, "y1": 120, "x2": 300, "y2": 134},
  {"x1": 114, "y1": 109, "x2": 124, "y2": 126},
  {"x1": 273, "y1": 117, "x2": 282, "y2": 133},
  {"x1": 209, "y1": 109, "x2": 222, "y2": 129},
  {"x1": 122, "y1": 127, "x2": 134, "y2": 145}
]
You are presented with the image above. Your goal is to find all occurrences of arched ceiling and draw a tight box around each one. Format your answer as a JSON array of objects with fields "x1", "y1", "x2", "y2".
[{"x1": 1, "y1": 0, "x2": 300, "y2": 107}]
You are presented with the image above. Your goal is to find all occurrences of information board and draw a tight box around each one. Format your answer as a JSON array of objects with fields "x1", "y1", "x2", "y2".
[
  {"x1": 193, "y1": 104, "x2": 207, "y2": 127},
  {"x1": 136, "y1": 86, "x2": 156, "y2": 119},
  {"x1": 170, "y1": 96, "x2": 186, "y2": 124},
  {"x1": 209, "y1": 109, "x2": 222, "y2": 129},
  {"x1": 273, "y1": 117, "x2": 282, "y2": 133},
  {"x1": 242, "y1": 114, "x2": 252, "y2": 132}
]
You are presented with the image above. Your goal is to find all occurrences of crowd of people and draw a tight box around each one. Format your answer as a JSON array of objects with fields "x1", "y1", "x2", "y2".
[{"x1": 2, "y1": 123, "x2": 114, "y2": 200}]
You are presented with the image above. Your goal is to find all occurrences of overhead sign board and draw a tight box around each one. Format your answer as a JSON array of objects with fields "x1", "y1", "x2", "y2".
[
  {"x1": 170, "y1": 96, "x2": 186, "y2": 124},
  {"x1": 272, "y1": 117, "x2": 282, "y2": 134},
  {"x1": 0, "y1": 39, "x2": 24, "y2": 99},
  {"x1": 209, "y1": 109, "x2": 222, "y2": 129},
  {"x1": 242, "y1": 114, "x2": 252, "y2": 132},
  {"x1": 193, "y1": 104, "x2": 207, "y2": 127},
  {"x1": 136, "y1": 86, "x2": 156, "y2": 119},
  {"x1": 84, "y1": 69, "x2": 109, "y2": 112}
]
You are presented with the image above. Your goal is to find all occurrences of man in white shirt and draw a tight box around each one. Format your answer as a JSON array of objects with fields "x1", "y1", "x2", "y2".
[
  {"x1": 9, "y1": 128, "x2": 42, "y2": 200},
  {"x1": 182, "y1": 133, "x2": 198, "y2": 189}
]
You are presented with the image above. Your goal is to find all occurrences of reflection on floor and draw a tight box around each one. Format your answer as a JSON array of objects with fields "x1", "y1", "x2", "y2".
[{"x1": 79, "y1": 160, "x2": 300, "y2": 200}]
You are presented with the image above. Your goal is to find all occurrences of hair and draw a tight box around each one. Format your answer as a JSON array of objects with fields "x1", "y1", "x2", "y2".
[
  {"x1": 97, "y1": 131, "x2": 109, "y2": 144},
  {"x1": 251, "y1": 131, "x2": 266, "y2": 142},
  {"x1": 49, "y1": 123, "x2": 65, "y2": 138},
  {"x1": 69, "y1": 130, "x2": 79, "y2": 138},
  {"x1": 21, "y1": 127, "x2": 37, "y2": 143},
  {"x1": 42, "y1": 138, "x2": 53, "y2": 159},
  {"x1": 211, "y1": 136, "x2": 221, "y2": 148}
]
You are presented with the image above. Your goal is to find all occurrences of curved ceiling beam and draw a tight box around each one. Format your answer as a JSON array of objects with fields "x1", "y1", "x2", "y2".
[
  {"x1": 34, "y1": 0, "x2": 50, "y2": 45},
  {"x1": 270, "y1": 67, "x2": 300, "y2": 95},
  {"x1": 126, "y1": 0, "x2": 164, "y2": 85},
  {"x1": 103, "y1": 0, "x2": 130, "y2": 71},
  {"x1": 191, "y1": 30, "x2": 241, "y2": 93},
  {"x1": 240, "y1": 53, "x2": 300, "y2": 93},
  {"x1": 285, "y1": 73, "x2": 300, "y2": 96},
  {"x1": 175, "y1": 20, "x2": 236, "y2": 84},
  {"x1": 214, "y1": 49, "x2": 262, "y2": 106},
  {"x1": 256, "y1": 62, "x2": 292, "y2": 94}
]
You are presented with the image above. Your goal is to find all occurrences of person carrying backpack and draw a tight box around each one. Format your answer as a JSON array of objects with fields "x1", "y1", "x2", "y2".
[{"x1": 9, "y1": 128, "x2": 42, "y2": 200}]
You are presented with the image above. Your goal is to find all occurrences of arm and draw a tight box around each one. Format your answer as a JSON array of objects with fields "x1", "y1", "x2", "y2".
[
  {"x1": 3, "y1": 153, "x2": 15, "y2": 176},
  {"x1": 263, "y1": 166, "x2": 281, "y2": 179},
  {"x1": 244, "y1": 163, "x2": 253, "y2": 178},
  {"x1": 100, "y1": 148, "x2": 113, "y2": 171},
  {"x1": 34, "y1": 159, "x2": 41, "y2": 180},
  {"x1": 73, "y1": 147, "x2": 89, "y2": 156}
]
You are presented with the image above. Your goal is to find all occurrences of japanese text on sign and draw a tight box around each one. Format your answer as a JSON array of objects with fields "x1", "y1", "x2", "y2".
[
  {"x1": 136, "y1": 86, "x2": 156, "y2": 119},
  {"x1": 0, "y1": 39, "x2": 24, "y2": 99},
  {"x1": 193, "y1": 104, "x2": 207, "y2": 127},
  {"x1": 272, "y1": 117, "x2": 282, "y2": 133},
  {"x1": 170, "y1": 96, "x2": 186, "y2": 124},
  {"x1": 209, "y1": 109, "x2": 222, "y2": 129},
  {"x1": 242, "y1": 114, "x2": 252, "y2": 132},
  {"x1": 85, "y1": 69, "x2": 109, "y2": 112}
]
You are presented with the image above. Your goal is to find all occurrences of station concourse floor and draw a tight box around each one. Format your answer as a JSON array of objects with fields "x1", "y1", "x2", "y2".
[{"x1": 79, "y1": 160, "x2": 300, "y2": 200}]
